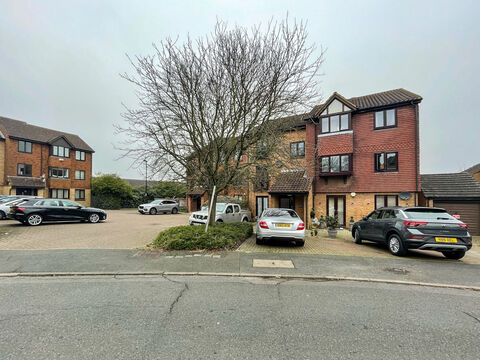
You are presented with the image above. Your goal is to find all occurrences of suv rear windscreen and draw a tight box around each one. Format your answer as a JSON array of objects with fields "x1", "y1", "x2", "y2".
[{"x1": 404, "y1": 208, "x2": 455, "y2": 220}]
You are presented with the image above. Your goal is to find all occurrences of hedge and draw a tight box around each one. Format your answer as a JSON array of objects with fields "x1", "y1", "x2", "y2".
[{"x1": 153, "y1": 222, "x2": 253, "y2": 250}]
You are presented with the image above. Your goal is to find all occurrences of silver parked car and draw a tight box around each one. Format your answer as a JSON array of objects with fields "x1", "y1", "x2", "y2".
[
  {"x1": 138, "y1": 199, "x2": 179, "y2": 215},
  {"x1": 256, "y1": 208, "x2": 305, "y2": 246}
]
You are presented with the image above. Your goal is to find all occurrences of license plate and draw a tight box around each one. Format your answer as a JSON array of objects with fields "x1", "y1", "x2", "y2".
[
  {"x1": 275, "y1": 223, "x2": 291, "y2": 228},
  {"x1": 435, "y1": 237, "x2": 457, "y2": 243}
]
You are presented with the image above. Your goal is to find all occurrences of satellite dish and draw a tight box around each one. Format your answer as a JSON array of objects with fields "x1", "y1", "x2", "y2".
[{"x1": 399, "y1": 192, "x2": 411, "y2": 200}]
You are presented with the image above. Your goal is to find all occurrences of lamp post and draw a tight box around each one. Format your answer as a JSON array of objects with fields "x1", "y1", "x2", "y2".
[{"x1": 143, "y1": 159, "x2": 148, "y2": 200}]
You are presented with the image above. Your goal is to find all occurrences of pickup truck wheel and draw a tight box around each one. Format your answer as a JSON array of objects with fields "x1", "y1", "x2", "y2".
[
  {"x1": 388, "y1": 234, "x2": 407, "y2": 256},
  {"x1": 242, "y1": 217, "x2": 248, "y2": 222},
  {"x1": 216, "y1": 219, "x2": 223, "y2": 223},
  {"x1": 354, "y1": 229, "x2": 362, "y2": 244},
  {"x1": 442, "y1": 251, "x2": 466, "y2": 260}
]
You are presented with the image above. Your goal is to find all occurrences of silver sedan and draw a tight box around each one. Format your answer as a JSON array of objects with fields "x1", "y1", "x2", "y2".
[{"x1": 256, "y1": 208, "x2": 305, "y2": 246}]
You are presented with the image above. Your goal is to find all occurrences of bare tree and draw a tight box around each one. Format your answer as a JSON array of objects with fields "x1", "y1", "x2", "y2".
[{"x1": 117, "y1": 18, "x2": 324, "y2": 225}]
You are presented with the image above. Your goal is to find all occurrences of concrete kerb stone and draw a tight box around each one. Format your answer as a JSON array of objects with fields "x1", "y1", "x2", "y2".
[{"x1": 0, "y1": 271, "x2": 478, "y2": 292}]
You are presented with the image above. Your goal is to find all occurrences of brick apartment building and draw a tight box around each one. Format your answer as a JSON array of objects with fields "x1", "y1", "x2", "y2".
[
  {"x1": 0, "y1": 116, "x2": 94, "y2": 205},
  {"x1": 187, "y1": 88, "x2": 422, "y2": 228}
]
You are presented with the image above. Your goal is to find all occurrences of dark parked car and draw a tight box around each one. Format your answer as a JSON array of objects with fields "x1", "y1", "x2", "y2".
[
  {"x1": 352, "y1": 207, "x2": 472, "y2": 259},
  {"x1": 8, "y1": 199, "x2": 107, "y2": 226}
]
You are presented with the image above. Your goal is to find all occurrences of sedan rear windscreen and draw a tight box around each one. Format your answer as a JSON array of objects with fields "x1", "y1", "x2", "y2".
[
  {"x1": 262, "y1": 209, "x2": 298, "y2": 218},
  {"x1": 404, "y1": 209, "x2": 455, "y2": 220}
]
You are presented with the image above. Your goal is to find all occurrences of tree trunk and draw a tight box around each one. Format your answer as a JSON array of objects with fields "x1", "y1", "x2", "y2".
[{"x1": 207, "y1": 191, "x2": 218, "y2": 227}]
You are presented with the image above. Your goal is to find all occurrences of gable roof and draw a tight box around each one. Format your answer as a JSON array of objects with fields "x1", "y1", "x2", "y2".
[
  {"x1": 421, "y1": 172, "x2": 480, "y2": 199},
  {"x1": 311, "y1": 88, "x2": 422, "y2": 117},
  {"x1": 0, "y1": 116, "x2": 94, "y2": 152},
  {"x1": 465, "y1": 163, "x2": 480, "y2": 175},
  {"x1": 312, "y1": 92, "x2": 357, "y2": 117},
  {"x1": 269, "y1": 170, "x2": 312, "y2": 193}
]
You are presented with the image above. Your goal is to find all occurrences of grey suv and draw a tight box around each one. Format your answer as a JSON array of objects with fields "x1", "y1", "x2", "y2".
[
  {"x1": 138, "y1": 199, "x2": 179, "y2": 215},
  {"x1": 352, "y1": 207, "x2": 472, "y2": 259}
]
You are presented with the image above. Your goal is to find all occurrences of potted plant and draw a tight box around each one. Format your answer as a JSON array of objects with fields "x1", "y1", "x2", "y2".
[
  {"x1": 326, "y1": 215, "x2": 339, "y2": 238},
  {"x1": 349, "y1": 216, "x2": 355, "y2": 231},
  {"x1": 319, "y1": 215, "x2": 325, "y2": 229}
]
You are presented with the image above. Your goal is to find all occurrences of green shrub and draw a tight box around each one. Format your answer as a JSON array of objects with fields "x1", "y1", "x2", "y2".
[
  {"x1": 153, "y1": 222, "x2": 253, "y2": 250},
  {"x1": 91, "y1": 194, "x2": 121, "y2": 210}
]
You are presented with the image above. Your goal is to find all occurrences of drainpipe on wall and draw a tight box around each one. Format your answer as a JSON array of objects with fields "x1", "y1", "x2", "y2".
[
  {"x1": 413, "y1": 102, "x2": 419, "y2": 206},
  {"x1": 313, "y1": 120, "x2": 318, "y2": 222}
]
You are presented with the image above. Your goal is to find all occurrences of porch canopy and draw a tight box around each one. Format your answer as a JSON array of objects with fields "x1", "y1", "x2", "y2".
[
  {"x1": 268, "y1": 171, "x2": 312, "y2": 194},
  {"x1": 7, "y1": 176, "x2": 45, "y2": 189}
]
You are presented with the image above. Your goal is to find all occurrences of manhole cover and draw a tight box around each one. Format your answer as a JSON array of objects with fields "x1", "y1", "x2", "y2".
[{"x1": 253, "y1": 259, "x2": 295, "y2": 269}]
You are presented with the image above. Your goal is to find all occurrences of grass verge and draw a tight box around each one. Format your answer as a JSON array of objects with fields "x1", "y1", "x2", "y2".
[{"x1": 153, "y1": 222, "x2": 253, "y2": 250}]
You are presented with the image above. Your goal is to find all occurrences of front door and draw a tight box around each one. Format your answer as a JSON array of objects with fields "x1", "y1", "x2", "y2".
[
  {"x1": 279, "y1": 195, "x2": 295, "y2": 210},
  {"x1": 327, "y1": 195, "x2": 346, "y2": 226}
]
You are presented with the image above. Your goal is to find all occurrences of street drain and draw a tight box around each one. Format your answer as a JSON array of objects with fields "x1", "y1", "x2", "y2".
[
  {"x1": 384, "y1": 267, "x2": 409, "y2": 274},
  {"x1": 253, "y1": 259, "x2": 295, "y2": 269}
]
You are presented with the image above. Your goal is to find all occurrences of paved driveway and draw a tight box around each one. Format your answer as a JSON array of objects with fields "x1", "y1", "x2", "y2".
[
  {"x1": 0, "y1": 209, "x2": 190, "y2": 250},
  {"x1": 238, "y1": 229, "x2": 480, "y2": 264}
]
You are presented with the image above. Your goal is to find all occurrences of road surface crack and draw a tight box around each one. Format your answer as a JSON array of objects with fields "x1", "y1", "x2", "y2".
[
  {"x1": 163, "y1": 275, "x2": 190, "y2": 315},
  {"x1": 463, "y1": 311, "x2": 480, "y2": 324}
]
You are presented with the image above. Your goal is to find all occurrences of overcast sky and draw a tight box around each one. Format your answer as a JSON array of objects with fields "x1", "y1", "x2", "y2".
[{"x1": 0, "y1": 0, "x2": 479, "y2": 179}]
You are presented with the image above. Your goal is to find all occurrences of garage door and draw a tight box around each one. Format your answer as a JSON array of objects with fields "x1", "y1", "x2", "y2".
[{"x1": 434, "y1": 201, "x2": 480, "y2": 236}]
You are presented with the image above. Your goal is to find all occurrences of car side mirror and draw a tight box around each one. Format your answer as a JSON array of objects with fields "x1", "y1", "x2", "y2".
[
  {"x1": 362, "y1": 216, "x2": 368, "y2": 221},
  {"x1": 76, "y1": 206, "x2": 82, "y2": 209}
]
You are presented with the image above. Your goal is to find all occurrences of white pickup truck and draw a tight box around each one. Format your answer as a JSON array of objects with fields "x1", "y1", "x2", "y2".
[{"x1": 189, "y1": 202, "x2": 252, "y2": 225}]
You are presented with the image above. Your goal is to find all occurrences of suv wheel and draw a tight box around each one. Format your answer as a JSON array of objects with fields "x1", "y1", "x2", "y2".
[
  {"x1": 0, "y1": 210, "x2": 5, "y2": 220},
  {"x1": 171, "y1": 207, "x2": 178, "y2": 214},
  {"x1": 388, "y1": 234, "x2": 407, "y2": 256},
  {"x1": 149, "y1": 208, "x2": 157, "y2": 215},
  {"x1": 354, "y1": 229, "x2": 362, "y2": 244},
  {"x1": 442, "y1": 251, "x2": 466, "y2": 260}
]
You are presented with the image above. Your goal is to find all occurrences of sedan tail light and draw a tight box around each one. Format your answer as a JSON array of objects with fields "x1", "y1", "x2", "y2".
[
  {"x1": 259, "y1": 221, "x2": 269, "y2": 229},
  {"x1": 297, "y1": 223, "x2": 305, "y2": 230},
  {"x1": 458, "y1": 223, "x2": 468, "y2": 229},
  {"x1": 403, "y1": 220, "x2": 428, "y2": 227}
]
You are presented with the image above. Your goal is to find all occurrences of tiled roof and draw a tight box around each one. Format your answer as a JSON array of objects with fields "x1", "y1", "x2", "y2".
[
  {"x1": 465, "y1": 163, "x2": 480, "y2": 175},
  {"x1": 7, "y1": 176, "x2": 46, "y2": 188},
  {"x1": 311, "y1": 88, "x2": 422, "y2": 116},
  {"x1": 187, "y1": 188, "x2": 206, "y2": 196},
  {"x1": 0, "y1": 116, "x2": 94, "y2": 152},
  {"x1": 269, "y1": 171, "x2": 312, "y2": 193},
  {"x1": 421, "y1": 172, "x2": 480, "y2": 199}
]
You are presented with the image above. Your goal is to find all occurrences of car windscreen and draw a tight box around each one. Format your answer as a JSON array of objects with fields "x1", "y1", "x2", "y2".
[
  {"x1": 201, "y1": 204, "x2": 227, "y2": 212},
  {"x1": 262, "y1": 209, "x2": 298, "y2": 218},
  {"x1": 404, "y1": 209, "x2": 455, "y2": 220},
  {"x1": 0, "y1": 197, "x2": 16, "y2": 203},
  {"x1": 151, "y1": 200, "x2": 162, "y2": 204}
]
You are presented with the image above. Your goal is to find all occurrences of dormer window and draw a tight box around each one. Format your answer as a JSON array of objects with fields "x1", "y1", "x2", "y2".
[
  {"x1": 319, "y1": 98, "x2": 353, "y2": 134},
  {"x1": 52, "y1": 145, "x2": 70, "y2": 158}
]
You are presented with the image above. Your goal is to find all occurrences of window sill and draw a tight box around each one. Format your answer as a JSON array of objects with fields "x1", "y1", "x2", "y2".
[
  {"x1": 318, "y1": 130, "x2": 353, "y2": 138},
  {"x1": 374, "y1": 171, "x2": 398, "y2": 174},
  {"x1": 319, "y1": 171, "x2": 352, "y2": 177},
  {"x1": 374, "y1": 126, "x2": 397, "y2": 131}
]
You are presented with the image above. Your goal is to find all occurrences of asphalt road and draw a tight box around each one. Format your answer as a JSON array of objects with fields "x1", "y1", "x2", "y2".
[{"x1": 1, "y1": 276, "x2": 479, "y2": 360}]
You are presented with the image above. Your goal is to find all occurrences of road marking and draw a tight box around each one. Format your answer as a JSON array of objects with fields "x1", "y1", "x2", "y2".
[
  {"x1": 175, "y1": 256, "x2": 183, "y2": 258},
  {"x1": 253, "y1": 259, "x2": 294, "y2": 269},
  {"x1": 165, "y1": 256, "x2": 174, "y2": 258},
  {"x1": 204, "y1": 254, "x2": 212, "y2": 257},
  {"x1": 193, "y1": 254, "x2": 202, "y2": 257},
  {"x1": 212, "y1": 255, "x2": 221, "y2": 258},
  {"x1": 185, "y1": 255, "x2": 193, "y2": 258}
]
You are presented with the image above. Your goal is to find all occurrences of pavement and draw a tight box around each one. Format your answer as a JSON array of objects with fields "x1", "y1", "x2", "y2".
[
  {"x1": 0, "y1": 209, "x2": 190, "y2": 250},
  {"x1": 1, "y1": 249, "x2": 479, "y2": 289},
  {"x1": 1, "y1": 275, "x2": 479, "y2": 359}
]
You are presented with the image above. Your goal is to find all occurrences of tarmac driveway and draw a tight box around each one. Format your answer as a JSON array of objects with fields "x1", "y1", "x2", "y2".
[{"x1": 0, "y1": 209, "x2": 190, "y2": 250}]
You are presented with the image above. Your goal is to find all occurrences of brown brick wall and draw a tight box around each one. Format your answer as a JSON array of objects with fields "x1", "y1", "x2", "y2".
[
  {"x1": 1, "y1": 137, "x2": 92, "y2": 204},
  {"x1": 317, "y1": 132, "x2": 353, "y2": 156},
  {"x1": 310, "y1": 104, "x2": 420, "y2": 194}
]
